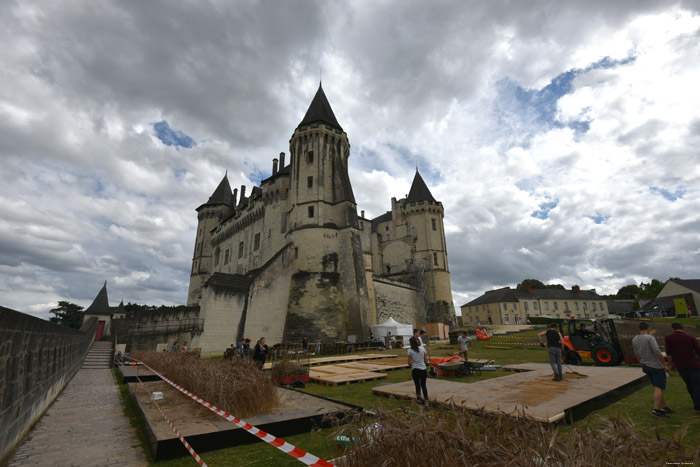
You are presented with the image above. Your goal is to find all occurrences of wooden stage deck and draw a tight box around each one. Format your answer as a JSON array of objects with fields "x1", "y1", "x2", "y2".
[
  {"x1": 262, "y1": 353, "x2": 397, "y2": 370},
  {"x1": 309, "y1": 357, "x2": 409, "y2": 385},
  {"x1": 373, "y1": 363, "x2": 647, "y2": 423}
]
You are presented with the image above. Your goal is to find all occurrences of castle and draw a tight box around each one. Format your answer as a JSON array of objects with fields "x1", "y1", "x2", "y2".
[{"x1": 185, "y1": 84, "x2": 456, "y2": 355}]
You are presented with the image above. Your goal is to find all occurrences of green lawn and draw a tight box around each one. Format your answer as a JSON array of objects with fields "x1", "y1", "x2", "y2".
[{"x1": 125, "y1": 340, "x2": 699, "y2": 466}]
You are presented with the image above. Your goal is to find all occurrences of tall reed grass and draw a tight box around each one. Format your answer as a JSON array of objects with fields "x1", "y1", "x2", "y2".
[
  {"x1": 140, "y1": 352, "x2": 278, "y2": 418},
  {"x1": 337, "y1": 405, "x2": 695, "y2": 466}
]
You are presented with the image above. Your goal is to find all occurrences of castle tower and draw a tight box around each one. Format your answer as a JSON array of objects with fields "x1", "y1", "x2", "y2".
[
  {"x1": 187, "y1": 174, "x2": 233, "y2": 306},
  {"x1": 288, "y1": 83, "x2": 358, "y2": 231},
  {"x1": 283, "y1": 83, "x2": 371, "y2": 341},
  {"x1": 403, "y1": 169, "x2": 456, "y2": 325}
]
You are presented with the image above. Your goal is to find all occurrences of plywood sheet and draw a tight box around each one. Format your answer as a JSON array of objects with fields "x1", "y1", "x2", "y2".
[{"x1": 373, "y1": 363, "x2": 646, "y2": 424}]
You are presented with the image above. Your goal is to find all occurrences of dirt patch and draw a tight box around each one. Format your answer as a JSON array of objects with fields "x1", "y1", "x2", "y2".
[{"x1": 497, "y1": 375, "x2": 570, "y2": 406}]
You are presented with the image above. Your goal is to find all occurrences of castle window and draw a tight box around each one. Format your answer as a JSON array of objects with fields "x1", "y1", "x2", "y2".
[
  {"x1": 503, "y1": 303, "x2": 507, "y2": 311},
  {"x1": 554, "y1": 302, "x2": 558, "y2": 310},
  {"x1": 431, "y1": 219, "x2": 437, "y2": 231},
  {"x1": 294, "y1": 247, "x2": 299, "y2": 259},
  {"x1": 433, "y1": 252, "x2": 438, "y2": 266},
  {"x1": 411, "y1": 226, "x2": 416, "y2": 237},
  {"x1": 238, "y1": 241, "x2": 244, "y2": 258},
  {"x1": 307, "y1": 151, "x2": 313, "y2": 163},
  {"x1": 268, "y1": 229, "x2": 271, "y2": 238},
  {"x1": 214, "y1": 248, "x2": 221, "y2": 266},
  {"x1": 544, "y1": 302, "x2": 549, "y2": 310},
  {"x1": 224, "y1": 249, "x2": 230, "y2": 265},
  {"x1": 592, "y1": 302, "x2": 596, "y2": 311},
  {"x1": 254, "y1": 233, "x2": 260, "y2": 250},
  {"x1": 524, "y1": 302, "x2": 529, "y2": 311},
  {"x1": 533, "y1": 302, "x2": 538, "y2": 311},
  {"x1": 386, "y1": 265, "x2": 391, "y2": 275},
  {"x1": 575, "y1": 302, "x2": 579, "y2": 310},
  {"x1": 564, "y1": 302, "x2": 569, "y2": 311},
  {"x1": 583, "y1": 302, "x2": 588, "y2": 311},
  {"x1": 386, "y1": 234, "x2": 390, "y2": 241},
  {"x1": 307, "y1": 176, "x2": 313, "y2": 188},
  {"x1": 385, "y1": 226, "x2": 389, "y2": 231},
  {"x1": 308, "y1": 206, "x2": 314, "y2": 218}
]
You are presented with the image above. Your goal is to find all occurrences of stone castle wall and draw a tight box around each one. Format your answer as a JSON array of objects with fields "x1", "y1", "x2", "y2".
[
  {"x1": 0, "y1": 307, "x2": 97, "y2": 464},
  {"x1": 373, "y1": 278, "x2": 425, "y2": 325}
]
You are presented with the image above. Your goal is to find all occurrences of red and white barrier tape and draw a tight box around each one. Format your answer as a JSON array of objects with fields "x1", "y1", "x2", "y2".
[
  {"x1": 132, "y1": 372, "x2": 207, "y2": 467},
  {"x1": 128, "y1": 357, "x2": 333, "y2": 467}
]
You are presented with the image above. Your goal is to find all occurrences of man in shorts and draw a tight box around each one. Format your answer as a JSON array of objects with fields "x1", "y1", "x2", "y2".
[{"x1": 633, "y1": 322, "x2": 672, "y2": 417}]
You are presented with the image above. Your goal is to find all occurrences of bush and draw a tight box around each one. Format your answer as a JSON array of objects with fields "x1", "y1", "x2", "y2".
[
  {"x1": 140, "y1": 352, "x2": 278, "y2": 418},
  {"x1": 270, "y1": 359, "x2": 309, "y2": 379}
]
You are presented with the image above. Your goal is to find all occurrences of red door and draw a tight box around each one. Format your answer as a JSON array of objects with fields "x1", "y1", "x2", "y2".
[{"x1": 96, "y1": 321, "x2": 105, "y2": 341}]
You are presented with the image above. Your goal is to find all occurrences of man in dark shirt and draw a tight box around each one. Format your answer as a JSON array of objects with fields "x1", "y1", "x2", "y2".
[
  {"x1": 538, "y1": 323, "x2": 565, "y2": 381},
  {"x1": 664, "y1": 322, "x2": 700, "y2": 413}
]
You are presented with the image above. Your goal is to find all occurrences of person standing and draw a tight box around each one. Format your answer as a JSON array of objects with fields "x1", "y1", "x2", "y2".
[
  {"x1": 456, "y1": 330, "x2": 472, "y2": 360},
  {"x1": 665, "y1": 322, "x2": 700, "y2": 413},
  {"x1": 419, "y1": 330, "x2": 429, "y2": 349},
  {"x1": 407, "y1": 336, "x2": 429, "y2": 403},
  {"x1": 538, "y1": 323, "x2": 565, "y2": 381},
  {"x1": 171, "y1": 341, "x2": 179, "y2": 353},
  {"x1": 181, "y1": 341, "x2": 188, "y2": 353},
  {"x1": 253, "y1": 337, "x2": 269, "y2": 369},
  {"x1": 632, "y1": 322, "x2": 672, "y2": 417},
  {"x1": 302, "y1": 336, "x2": 308, "y2": 353}
]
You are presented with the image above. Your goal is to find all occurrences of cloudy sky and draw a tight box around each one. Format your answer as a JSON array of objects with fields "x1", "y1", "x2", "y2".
[{"x1": 2, "y1": 1, "x2": 699, "y2": 319}]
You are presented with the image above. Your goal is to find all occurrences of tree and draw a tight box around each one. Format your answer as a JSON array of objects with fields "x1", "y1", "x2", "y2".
[
  {"x1": 516, "y1": 279, "x2": 565, "y2": 290},
  {"x1": 615, "y1": 284, "x2": 639, "y2": 300},
  {"x1": 638, "y1": 279, "x2": 666, "y2": 299},
  {"x1": 49, "y1": 301, "x2": 84, "y2": 329}
]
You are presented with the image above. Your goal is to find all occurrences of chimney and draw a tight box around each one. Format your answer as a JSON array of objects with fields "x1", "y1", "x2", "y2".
[
  {"x1": 272, "y1": 158, "x2": 278, "y2": 175},
  {"x1": 391, "y1": 197, "x2": 397, "y2": 209},
  {"x1": 361, "y1": 210, "x2": 365, "y2": 218},
  {"x1": 524, "y1": 284, "x2": 532, "y2": 294},
  {"x1": 232, "y1": 188, "x2": 238, "y2": 207},
  {"x1": 240, "y1": 185, "x2": 246, "y2": 201},
  {"x1": 279, "y1": 152, "x2": 285, "y2": 168},
  {"x1": 572, "y1": 285, "x2": 581, "y2": 294}
]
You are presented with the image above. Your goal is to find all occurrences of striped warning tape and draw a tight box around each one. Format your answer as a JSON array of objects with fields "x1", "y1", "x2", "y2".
[
  {"x1": 127, "y1": 357, "x2": 333, "y2": 467},
  {"x1": 132, "y1": 372, "x2": 207, "y2": 467}
]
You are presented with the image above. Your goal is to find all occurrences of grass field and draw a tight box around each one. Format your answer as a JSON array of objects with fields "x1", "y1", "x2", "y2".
[{"x1": 124, "y1": 336, "x2": 700, "y2": 466}]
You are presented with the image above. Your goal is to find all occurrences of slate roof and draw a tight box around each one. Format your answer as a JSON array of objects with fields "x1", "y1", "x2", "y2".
[
  {"x1": 204, "y1": 272, "x2": 252, "y2": 293},
  {"x1": 371, "y1": 211, "x2": 393, "y2": 233},
  {"x1": 297, "y1": 83, "x2": 343, "y2": 132},
  {"x1": 462, "y1": 287, "x2": 604, "y2": 307},
  {"x1": 670, "y1": 279, "x2": 700, "y2": 294},
  {"x1": 85, "y1": 281, "x2": 112, "y2": 316},
  {"x1": 204, "y1": 174, "x2": 232, "y2": 207},
  {"x1": 406, "y1": 170, "x2": 436, "y2": 204}
]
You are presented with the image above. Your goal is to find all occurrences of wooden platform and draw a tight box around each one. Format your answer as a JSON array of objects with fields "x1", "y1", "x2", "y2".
[
  {"x1": 263, "y1": 353, "x2": 396, "y2": 370},
  {"x1": 308, "y1": 357, "x2": 408, "y2": 385},
  {"x1": 373, "y1": 363, "x2": 647, "y2": 423},
  {"x1": 130, "y1": 381, "x2": 352, "y2": 460}
]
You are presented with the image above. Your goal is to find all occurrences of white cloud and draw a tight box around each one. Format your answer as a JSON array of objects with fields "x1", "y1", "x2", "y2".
[{"x1": 1, "y1": 1, "x2": 699, "y2": 318}]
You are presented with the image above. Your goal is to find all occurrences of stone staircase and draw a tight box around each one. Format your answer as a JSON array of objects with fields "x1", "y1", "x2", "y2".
[{"x1": 81, "y1": 340, "x2": 113, "y2": 369}]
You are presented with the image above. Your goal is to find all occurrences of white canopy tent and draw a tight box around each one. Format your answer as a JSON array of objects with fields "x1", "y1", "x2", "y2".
[{"x1": 371, "y1": 316, "x2": 413, "y2": 342}]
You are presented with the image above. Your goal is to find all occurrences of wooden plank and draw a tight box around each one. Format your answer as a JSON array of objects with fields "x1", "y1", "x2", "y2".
[
  {"x1": 373, "y1": 363, "x2": 646, "y2": 424},
  {"x1": 311, "y1": 372, "x2": 387, "y2": 386}
]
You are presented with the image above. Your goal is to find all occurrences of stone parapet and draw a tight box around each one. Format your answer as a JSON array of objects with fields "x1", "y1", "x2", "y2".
[{"x1": 0, "y1": 307, "x2": 97, "y2": 464}]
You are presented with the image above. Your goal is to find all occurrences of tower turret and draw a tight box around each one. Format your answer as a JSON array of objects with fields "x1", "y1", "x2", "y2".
[
  {"x1": 402, "y1": 169, "x2": 455, "y2": 325},
  {"x1": 187, "y1": 174, "x2": 232, "y2": 306}
]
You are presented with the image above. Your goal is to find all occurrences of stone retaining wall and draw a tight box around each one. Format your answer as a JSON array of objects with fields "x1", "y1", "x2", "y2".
[{"x1": 0, "y1": 306, "x2": 97, "y2": 464}]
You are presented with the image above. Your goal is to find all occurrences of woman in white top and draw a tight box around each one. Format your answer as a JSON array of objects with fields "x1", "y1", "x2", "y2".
[{"x1": 407, "y1": 336, "x2": 429, "y2": 402}]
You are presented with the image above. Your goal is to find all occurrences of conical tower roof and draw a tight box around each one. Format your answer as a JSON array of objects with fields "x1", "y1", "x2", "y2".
[
  {"x1": 297, "y1": 83, "x2": 343, "y2": 132},
  {"x1": 406, "y1": 170, "x2": 436, "y2": 203},
  {"x1": 85, "y1": 281, "x2": 112, "y2": 316},
  {"x1": 204, "y1": 173, "x2": 232, "y2": 206}
]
